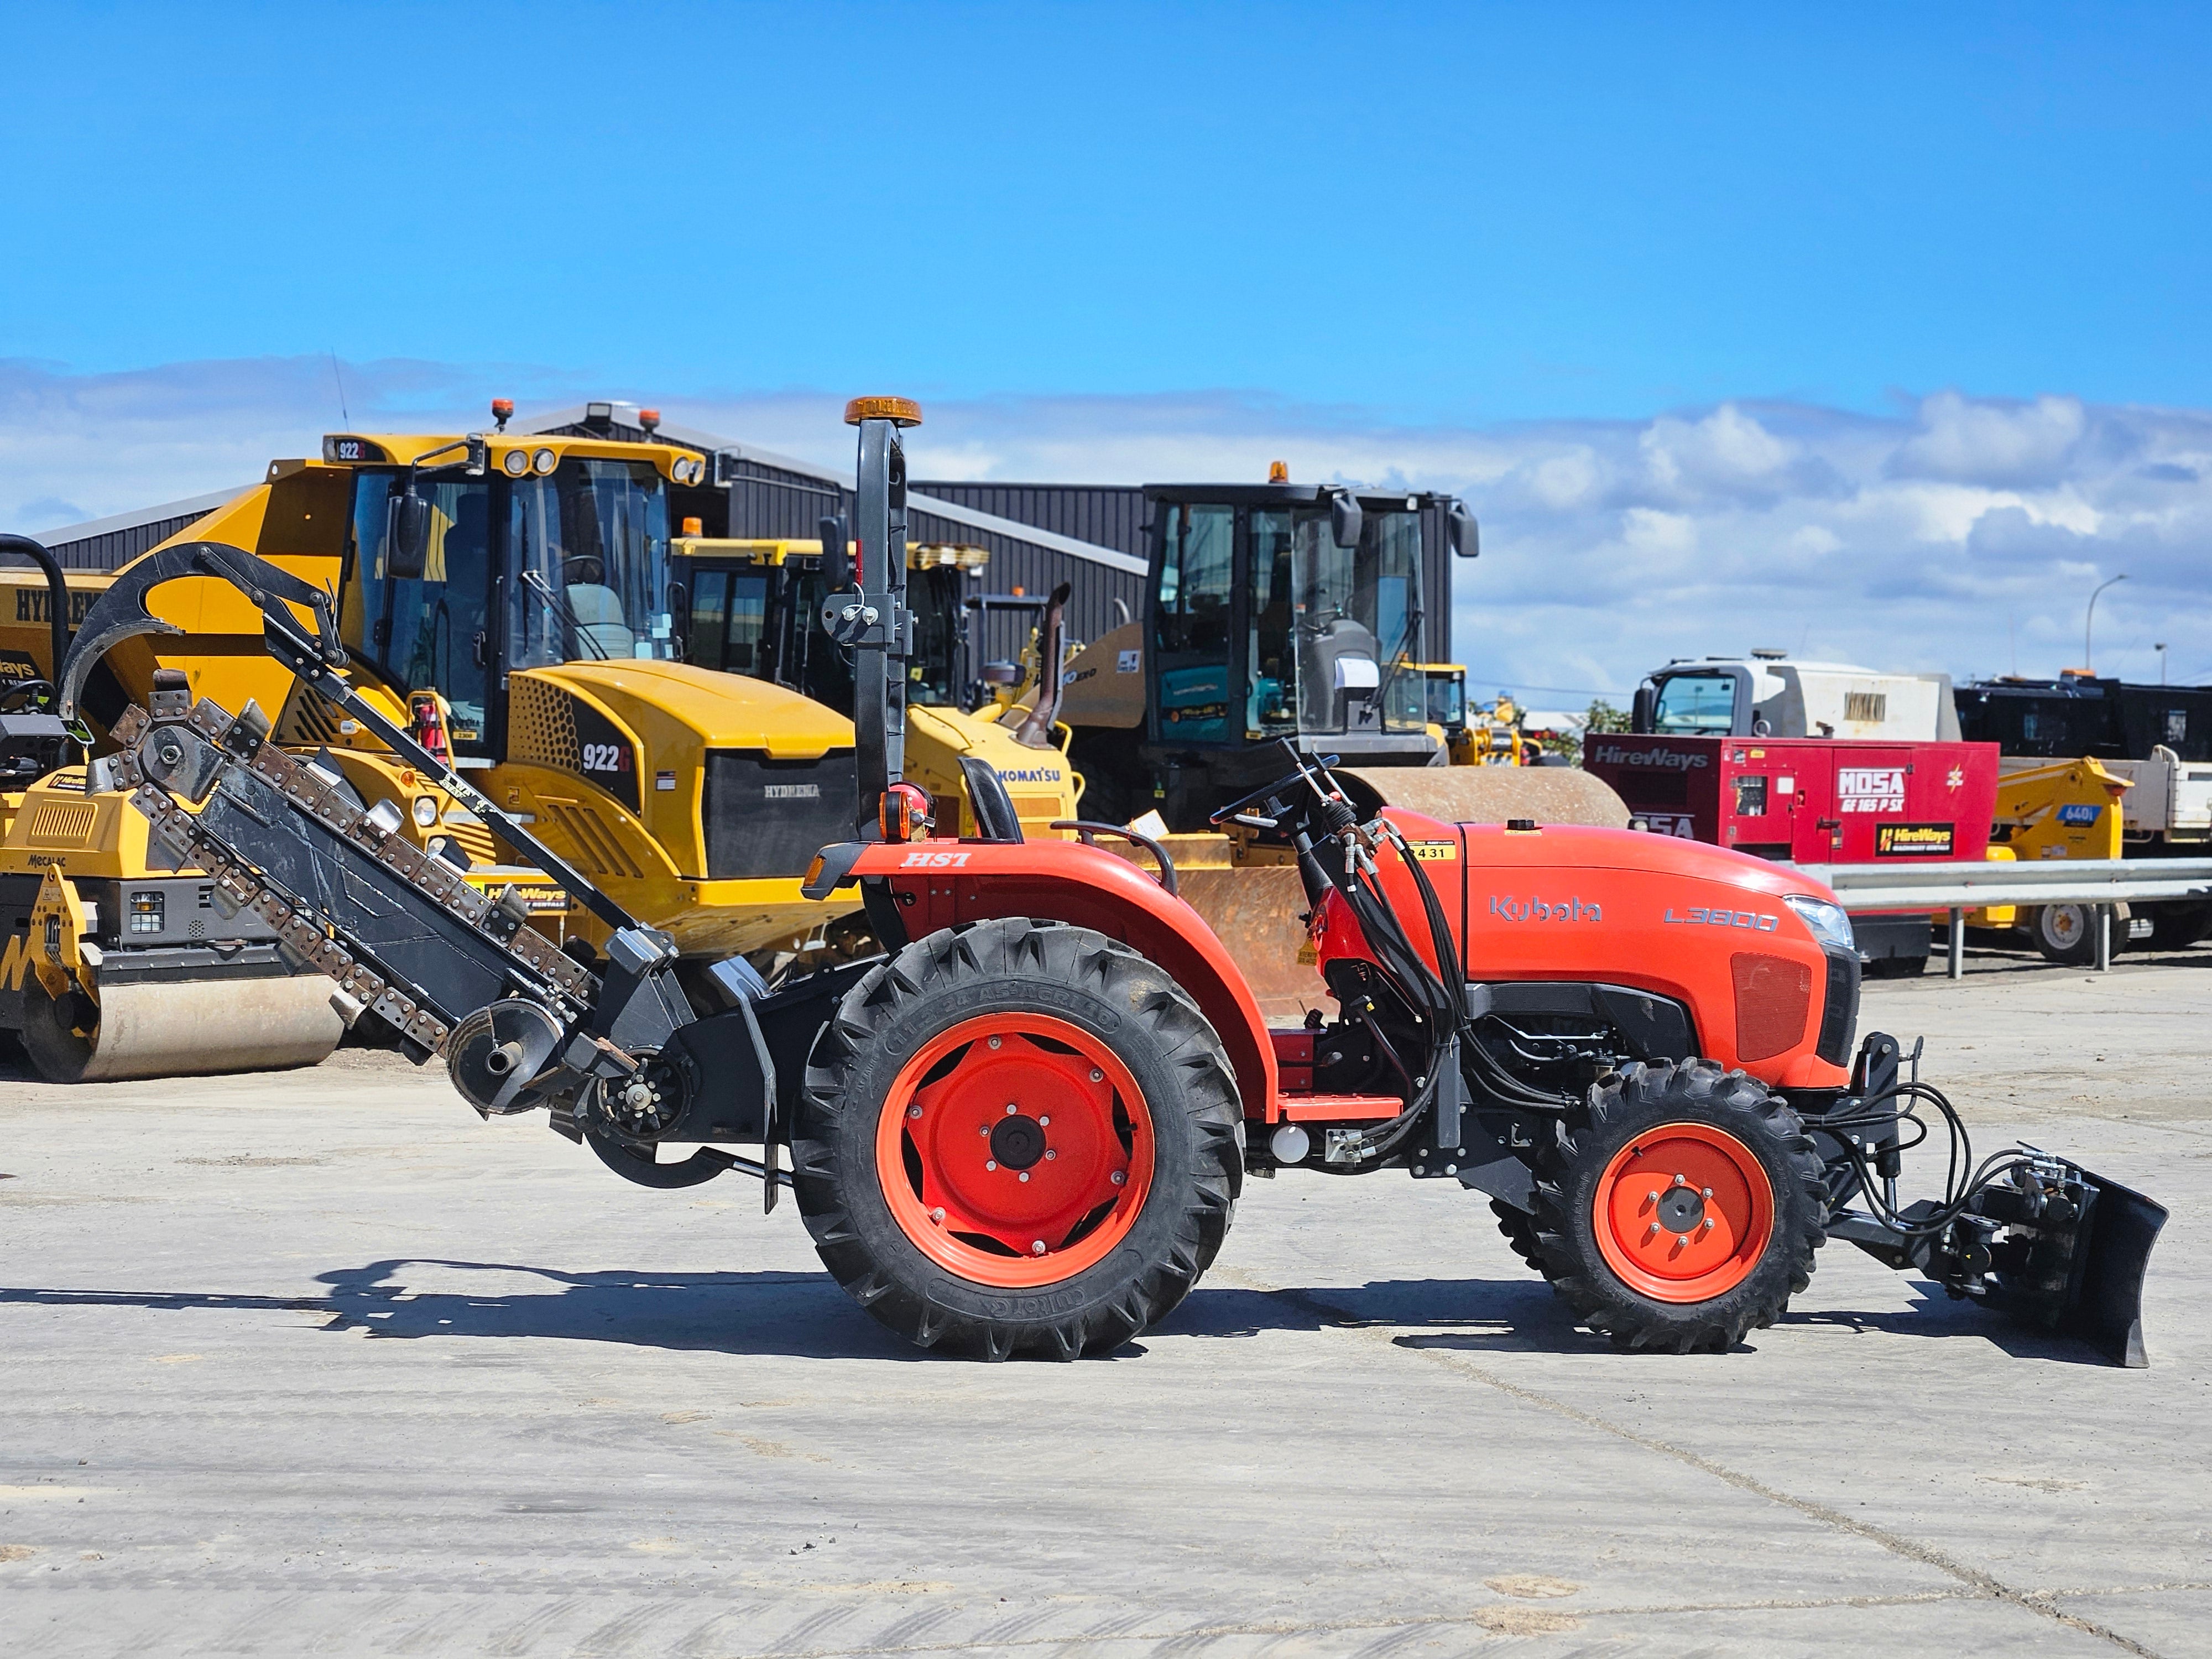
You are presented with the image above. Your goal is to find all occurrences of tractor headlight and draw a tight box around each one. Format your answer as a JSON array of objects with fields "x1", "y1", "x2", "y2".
[
  {"x1": 502, "y1": 448, "x2": 530, "y2": 477},
  {"x1": 1785, "y1": 894, "x2": 1855, "y2": 952},
  {"x1": 532, "y1": 447, "x2": 557, "y2": 475},
  {"x1": 411, "y1": 795, "x2": 440, "y2": 829}
]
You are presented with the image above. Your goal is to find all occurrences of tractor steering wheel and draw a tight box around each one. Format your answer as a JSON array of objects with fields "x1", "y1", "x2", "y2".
[
  {"x1": 0, "y1": 677, "x2": 58, "y2": 714},
  {"x1": 1208, "y1": 751, "x2": 1345, "y2": 832}
]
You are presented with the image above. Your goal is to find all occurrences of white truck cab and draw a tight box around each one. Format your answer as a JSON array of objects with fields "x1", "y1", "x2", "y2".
[{"x1": 1631, "y1": 651, "x2": 1961, "y2": 742}]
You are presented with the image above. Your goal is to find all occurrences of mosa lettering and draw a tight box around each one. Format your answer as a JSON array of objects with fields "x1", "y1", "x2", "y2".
[
  {"x1": 1838, "y1": 767, "x2": 1906, "y2": 813},
  {"x1": 1490, "y1": 894, "x2": 1601, "y2": 922}
]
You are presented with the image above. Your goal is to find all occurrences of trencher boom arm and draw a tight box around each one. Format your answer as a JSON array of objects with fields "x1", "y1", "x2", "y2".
[
  {"x1": 55, "y1": 540, "x2": 792, "y2": 1191},
  {"x1": 58, "y1": 540, "x2": 632, "y2": 933}
]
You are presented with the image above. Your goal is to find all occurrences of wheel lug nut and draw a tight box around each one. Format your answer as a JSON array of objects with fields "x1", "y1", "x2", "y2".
[
  {"x1": 1703, "y1": 1217, "x2": 1715, "y2": 1230},
  {"x1": 985, "y1": 1160, "x2": 998, "y2": 1171},
  {"x1": 988, "y1": 1036, "x2": 1001, "y2": 1048},
  {"x1": 1702, "y1": 1187, "x2": 1713, "y2": 1198},
  {"x1": 1038, "y1": 1115, "x2": 1050, "y2": 1126},
  {"x1": 1018, "y1": 1171, "x2": 1030, "y2": 1182},
  {"x1": 1672, "y1": 1173, "x2": 1686, "y2": 1186},
  {"x1": 977, "y1": 1125, "x2": 990, "y2": 1136},
  {"x1": 907, "y1": 1105, "x2": 922, "y2": 1119},
  {"x1": 1090, "y1": 1069, "x2": 1103, "y2": 1082},
  {"x1": 929, "y1": 1207, "x2": 945, "y2": 1222},
  {"x1": 1110, "y1": 1170, "x2": 1126, "y2": 1186},
  {"x1": 1031, "y1": 1240, "x2": 1047, "y2": 1255},
  {"x1": 1005, "y1": 1103, "x2": 1018, "y2": 1115},
  {"x1": 1676, "y1": 1234, "x2": 1689, "y2": 1246},
  {"x1": 1045, "y1": 1149, "x2": 1056, "y2": 1161},
  {"x1": 1646, "y1": 1190, "x2": 1660, "y2": 1203}
]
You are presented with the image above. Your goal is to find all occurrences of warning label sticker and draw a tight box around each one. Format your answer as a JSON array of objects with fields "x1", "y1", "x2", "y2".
[{"x1": 1875, "y1": 822, "x2": 1955, "y2": 858}]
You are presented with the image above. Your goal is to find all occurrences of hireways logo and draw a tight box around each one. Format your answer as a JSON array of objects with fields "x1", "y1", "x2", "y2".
[
  {"x1": 1489, "y1": 894, "x2": 1601, "y2": 923},
  {"x1": 1590, "y1": 744, "x2": 1710, "y2": 770}
]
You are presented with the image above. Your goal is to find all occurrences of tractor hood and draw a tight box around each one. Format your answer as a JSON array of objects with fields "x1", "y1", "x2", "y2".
[{"x1": 1424, "y1": 816, "x2": 1839, "y2": 905}]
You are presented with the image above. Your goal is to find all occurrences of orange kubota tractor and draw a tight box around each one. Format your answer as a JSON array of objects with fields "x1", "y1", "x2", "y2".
[{"x1": 58, "y1": 398, "x2": 2165, "y2": 1365}]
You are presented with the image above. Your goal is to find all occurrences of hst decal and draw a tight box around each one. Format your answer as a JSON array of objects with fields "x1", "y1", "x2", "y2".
[
  {"x1": 1490, "y1": 894, "x2": 1601, "y2": 922},
  {"x1": 900, "y1": 850, "x2": 972, "y2": 868},
  {"x1": 1665, "y1": 906, "x2": 1781, "y2": 932}
]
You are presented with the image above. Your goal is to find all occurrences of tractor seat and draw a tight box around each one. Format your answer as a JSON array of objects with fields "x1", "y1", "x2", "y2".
[{"x1": 958, "y1": 755, "x2": 1024, "y2": 842}]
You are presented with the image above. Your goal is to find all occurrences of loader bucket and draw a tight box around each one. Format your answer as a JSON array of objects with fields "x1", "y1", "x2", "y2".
[{"x1": 2056, "y1": 1166, "x2": 2167, "y2": 1369}]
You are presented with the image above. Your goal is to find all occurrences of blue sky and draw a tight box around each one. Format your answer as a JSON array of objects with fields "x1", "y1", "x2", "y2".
[{"x1": 5, "y1": 3, "x2": 2211, "y2": 696}]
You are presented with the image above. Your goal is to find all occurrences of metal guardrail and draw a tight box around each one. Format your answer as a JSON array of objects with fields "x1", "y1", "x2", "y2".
[
  {"x1": 1787, "y1": 857, "x2": 2212, "y2": 912},
  {"x1": 1784, "y1": 858, "x2": 2212, "y2": 978}
]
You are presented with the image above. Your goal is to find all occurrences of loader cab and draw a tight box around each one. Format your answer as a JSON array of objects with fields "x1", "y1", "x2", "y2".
[
  {"x1": 1143, "y1": 483, "x2": 1465, "y2": 774},
  {"x1": 334, "y1": 434, "x2": 690, "y2": 759},
  {"x1": 672, "y1": 538, "x2": 988, "y2": 713}
]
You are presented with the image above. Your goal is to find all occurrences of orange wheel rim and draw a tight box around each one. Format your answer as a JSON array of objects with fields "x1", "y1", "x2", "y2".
[
  {"x1": 1590, "y1": 1122, "x2": 1773, "y2": 1304},
  {"x1": 874, "y1": 1012, "x2": 1154, "y2": 1289}
]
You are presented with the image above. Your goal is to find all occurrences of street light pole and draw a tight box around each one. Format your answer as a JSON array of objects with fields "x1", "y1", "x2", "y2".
[
  {"x1": 2157, "y1": 641, "x2": 2168, "y2": 685},
  {"x1": 2086, "y1": 573, "x2": 2127, "y2": 673}
]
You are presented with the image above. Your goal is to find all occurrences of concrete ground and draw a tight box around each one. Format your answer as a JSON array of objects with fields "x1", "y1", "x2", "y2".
[{"x1": 2, "y1": 941, "x2": 2208, "y2": 1658}]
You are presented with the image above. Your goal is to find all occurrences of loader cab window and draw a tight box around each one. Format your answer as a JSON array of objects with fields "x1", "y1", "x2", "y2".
[
  {"x1": 1288, "y1": 505, "x2": 1425, "y2": 737},
  {"x1": 907, "y1": 564, "x2": 964, "y2": 707},
  {"x1": 1652, "y1": 672, "x2": 1738, "y2": 734},
  {"x1": 507, "y1": 458, "x2": 675, "y2": 670},
  {"x1": 1153, "y1": 503, "x2": 1235, "y2": 743},
  {"x1": 689, "y1": 566, "x2": 771, "y2": 674},
  {"x1": 345, "y1": 473, "x2": 493, "y2": 752}
]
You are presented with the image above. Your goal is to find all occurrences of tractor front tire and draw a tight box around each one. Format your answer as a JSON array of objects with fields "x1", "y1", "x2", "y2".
[
  {"x1": 1532, "y1": 1060, "x2": 1827, "y2": 1354},
  {"x1": 793, "y1": 917, "x2": 1244, "y2": 1360}
]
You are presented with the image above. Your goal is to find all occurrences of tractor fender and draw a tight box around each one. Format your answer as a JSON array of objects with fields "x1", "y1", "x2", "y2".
[{"x1": 832, "y1": 838, "x2": 1279, "y2": 1119}]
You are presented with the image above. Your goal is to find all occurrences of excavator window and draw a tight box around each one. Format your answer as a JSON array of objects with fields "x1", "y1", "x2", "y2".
[
  {"x1": 345, "y1": 473, "x2": 493, "y2": 750},
  {"x1": 1154, "y1": 503, "x2": 1235, "y2": 743}
]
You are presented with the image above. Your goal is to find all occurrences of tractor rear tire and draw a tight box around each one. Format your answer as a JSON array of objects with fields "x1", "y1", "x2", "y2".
[
  {"x1": 1491, "y1": 1198, "x2": 1562, "y2": 1280},
  {"x1": 1531, "y1": 1060, "x2": 1827, "y2": 1354},
  {"x1": 792, "y1": 917, "x2": 1244, "y2": 1360}
]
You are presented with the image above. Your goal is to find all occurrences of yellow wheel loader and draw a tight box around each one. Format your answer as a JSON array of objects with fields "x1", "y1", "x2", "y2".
[
  {"x1": 0, "y1": 410, "x2": 1071, "y2": 1080},
  {"x1": 668, "y1": 531, "x2": 1081, "y2": 842}
]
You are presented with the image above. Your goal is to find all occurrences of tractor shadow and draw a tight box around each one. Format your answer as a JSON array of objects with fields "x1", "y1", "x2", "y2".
[
  {"x1": 1173, "y1": 1276, "x2": 2130, "y2": 1366},
  {"x1": 0, "y1": 1259, "x2": 926, "y2": 1362}
]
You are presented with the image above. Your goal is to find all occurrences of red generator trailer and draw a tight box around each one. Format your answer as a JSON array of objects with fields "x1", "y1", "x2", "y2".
[
  {"x1": 1583, "y1": 734, "x2": 2001, "y2": 975},
  {"x1": 33, "y1": 398, "x2": 2163, "y2": 1369}
]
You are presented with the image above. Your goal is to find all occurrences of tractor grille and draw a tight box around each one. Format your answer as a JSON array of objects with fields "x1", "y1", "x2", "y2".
[
  {"x1": 1815, "y1": 947, "x2": 1861, "y2": 1067},
  {"x1": 701, "y1": 749, "x2": 856, "y2": 881},
  {"x1": 1729, "y1": 951, "x2": 1813, "y2": 1063}
]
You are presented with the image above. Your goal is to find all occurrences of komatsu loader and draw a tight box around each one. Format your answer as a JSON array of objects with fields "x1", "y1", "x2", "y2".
[
  {"x1": 48, "y1": 396, "x2": 2166, "y2": 1368},
  {"x1": 1, "y1": 418, "x2": 1075, "y2": 1081}
]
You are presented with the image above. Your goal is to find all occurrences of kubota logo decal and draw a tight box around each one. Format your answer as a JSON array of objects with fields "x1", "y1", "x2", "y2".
[{"x1": 1490, "y1": 894, "x2": 1601, "y2": 922}]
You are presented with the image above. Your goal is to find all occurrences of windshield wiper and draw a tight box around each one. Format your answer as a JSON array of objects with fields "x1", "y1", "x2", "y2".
[{"x1": 520, "y1": 570, "x2": 609, "y2": 662}]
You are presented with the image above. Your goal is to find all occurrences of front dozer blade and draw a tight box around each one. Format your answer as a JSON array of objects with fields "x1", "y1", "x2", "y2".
[{"x1": 2053, "y1": 1166, "x2": 2167, "y2": 1369}]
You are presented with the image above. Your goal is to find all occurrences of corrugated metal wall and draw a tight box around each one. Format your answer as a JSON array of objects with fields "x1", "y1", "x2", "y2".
[
  {"x1": 911, "y1": 482, "x2": 1151, "y2": 559},
  {"x1": 38, "y1": 512, "x2": 216, "y2": 572}
]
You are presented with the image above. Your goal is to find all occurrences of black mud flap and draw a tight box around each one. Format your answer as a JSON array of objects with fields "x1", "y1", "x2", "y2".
[{"x1": 2057, "y1": 1166, "x2": 2168, "y2": 1369}]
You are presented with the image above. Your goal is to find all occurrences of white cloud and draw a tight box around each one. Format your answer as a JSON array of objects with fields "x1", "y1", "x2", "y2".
[{"x1": 6, "y1": 358, "x2": 2209, "y2": 694}]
